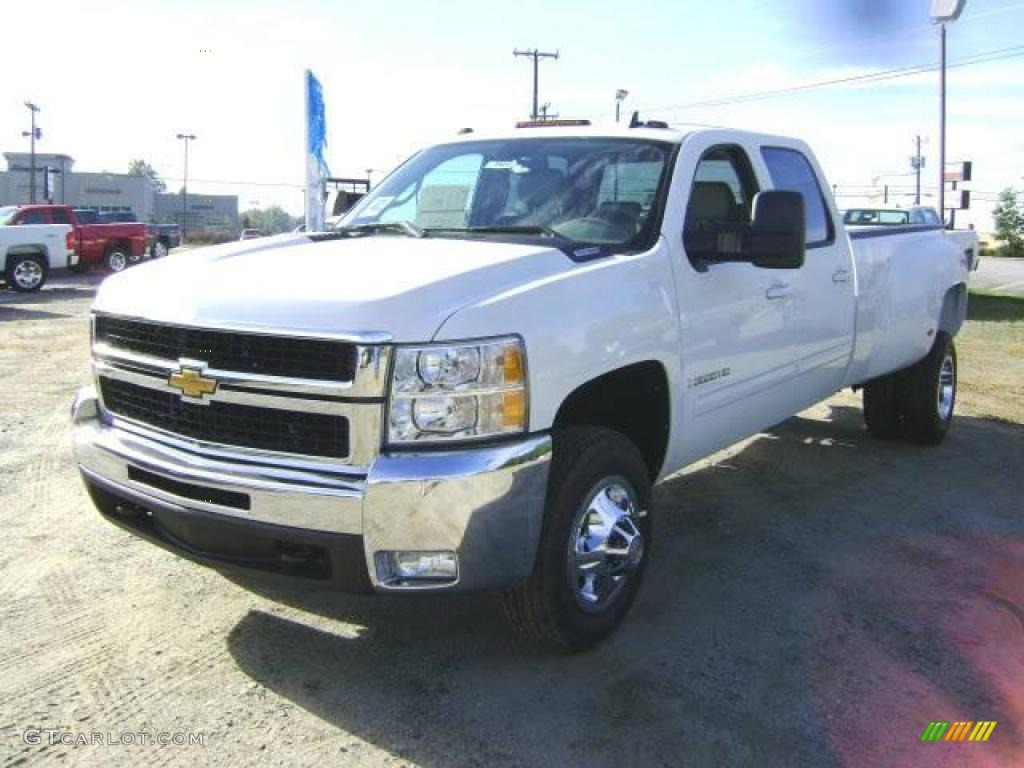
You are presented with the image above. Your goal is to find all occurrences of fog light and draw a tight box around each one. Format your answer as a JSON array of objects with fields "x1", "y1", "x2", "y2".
[
  {"x1": 376, "y1": 550, "x2": 458, "y2": 584},
  {"x1": 71, "y1": 386, "x2": 99, "y2": 424}
]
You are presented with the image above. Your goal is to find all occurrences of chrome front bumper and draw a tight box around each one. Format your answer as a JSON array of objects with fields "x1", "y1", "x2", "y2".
[{"x1": 72, "y1": 387, "x2": 552, "y2": 593}]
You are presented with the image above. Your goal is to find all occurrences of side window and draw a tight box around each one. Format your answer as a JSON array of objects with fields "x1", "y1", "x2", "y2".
[
  {"x1": 685, "y1": 145, "x2": 758, "y2": 231},
  {"x1": 51, "y1": 208, "x2": 71, "y2": 225},
  {"x1": 760, "y1": 147, "x2": 832, "y2": 246},
  {"x1": 19, "y1": 209, "x2": 49, "y2": 225}
]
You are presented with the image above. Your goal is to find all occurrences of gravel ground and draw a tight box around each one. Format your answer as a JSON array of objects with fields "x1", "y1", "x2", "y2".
[{"x1": 0, "y1": 274, "x2": 1021, "y2": 768}]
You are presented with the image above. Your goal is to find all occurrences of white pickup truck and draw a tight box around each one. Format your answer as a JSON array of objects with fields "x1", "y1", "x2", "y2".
[
  {"x1": 0, "y1": 207, "x2": 78, "y2": 292},
  {"x1": 71, "y1": 124, "x2": 968, "y2": 650}
]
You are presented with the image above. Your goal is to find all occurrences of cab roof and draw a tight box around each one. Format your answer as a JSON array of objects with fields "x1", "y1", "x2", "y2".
[{"x1": 436, "y1": 123, "x2": 692, "y2": 146}]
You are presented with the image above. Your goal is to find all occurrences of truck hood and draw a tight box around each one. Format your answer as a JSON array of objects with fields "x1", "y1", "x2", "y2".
[{"x1": 93, "y1": 234, "x2": 573, "y2": 341}]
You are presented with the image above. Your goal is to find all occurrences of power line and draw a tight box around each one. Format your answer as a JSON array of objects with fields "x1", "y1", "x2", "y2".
[{"x1": 609, "y1": 44, "x2": 1024, "y2": 118}]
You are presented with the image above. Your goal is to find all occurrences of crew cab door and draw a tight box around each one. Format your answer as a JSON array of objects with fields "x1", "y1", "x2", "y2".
[
  {"x1": 759, "y1": 146, "x2": 855, "y2": 403},
  {"x1": 667, "y1": 139, "x2": 803, "y2": 464}
]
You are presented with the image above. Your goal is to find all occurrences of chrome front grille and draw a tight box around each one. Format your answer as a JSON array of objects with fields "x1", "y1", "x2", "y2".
[
  {"x1": 91, "y1": 314, "x2": 391, "y2": 469},
  {"x1": 94, "y1": 315, "x2": 359, "y2": 382},
  {"x1": 99, "y1": 377, "x2": 350, "y2": 459}
]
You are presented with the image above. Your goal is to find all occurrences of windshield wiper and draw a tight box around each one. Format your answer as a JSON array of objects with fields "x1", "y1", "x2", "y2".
[
  {"x1": 332, "y1": 221, "x2": 426, "y2": 239},
  {"x1": 427, "y1": 225, "x2": 562, "y2": 238}
]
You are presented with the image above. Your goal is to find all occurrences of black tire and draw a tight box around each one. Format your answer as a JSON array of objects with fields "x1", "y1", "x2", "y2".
[
  {"x1": 503, "y1": 427, "x2": 653, "y2": 652},
  {"x1": 863, "y1": 375, "x2": 903, "y2": 440},
  {"x1": 901, "y1": 332, "x2": 957, "y2": 445},
  {"x1": 151, "y1": 239, "x2": 169, "y2": 259},
  {"x1": 103, "y1": 247, "x2": 130, "y2": 273},
  {"x1": 5, "y1": 253, "x2": 48, "y2": 293}
]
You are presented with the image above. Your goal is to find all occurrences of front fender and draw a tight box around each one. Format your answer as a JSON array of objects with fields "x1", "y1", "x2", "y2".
[{"x1": 433, "y1": 239, "x2": 681, "y2": 432}]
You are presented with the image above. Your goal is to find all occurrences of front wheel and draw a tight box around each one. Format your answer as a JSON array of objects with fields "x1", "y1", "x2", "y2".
[
  {"x1": 503, "y1": 427, "x2": 652, "y2": 652},
  {"x1": 104, "y1": 247, "x2": 129, "y2": 273},
  {"x1": 6, "y1": 254, "x2": 47, "y2": 292},
  {"x1": 152, "y1": 240, "x2": 168, "y2": 259}
]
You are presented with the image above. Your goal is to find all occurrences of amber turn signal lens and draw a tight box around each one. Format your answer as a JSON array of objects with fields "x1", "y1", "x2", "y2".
[
  {"x1": 501, "y1": 389, "x2": 526, "y2": 428},
  {"x1": 502, "y1": 345, "x2": 524, "y2": 385}
]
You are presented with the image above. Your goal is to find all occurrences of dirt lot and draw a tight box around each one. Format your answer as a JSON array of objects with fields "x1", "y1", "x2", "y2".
[{"x1": 1, "y1": 275, "x2": 1021, "y2": 768}]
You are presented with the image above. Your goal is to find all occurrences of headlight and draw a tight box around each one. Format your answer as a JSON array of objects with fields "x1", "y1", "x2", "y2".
[{"x1": 388, "y1": 337, "x2": 527, "y2": 445}]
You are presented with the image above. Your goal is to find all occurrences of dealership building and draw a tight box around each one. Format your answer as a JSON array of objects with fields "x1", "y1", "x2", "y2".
[{"x1": 0, "y1": 152, "x2": 239, "y2": 233}]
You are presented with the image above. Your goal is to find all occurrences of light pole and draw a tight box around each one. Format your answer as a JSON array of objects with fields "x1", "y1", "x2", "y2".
[
  {"x1": 931, "y1": 0, "x2": 966, "y2": 226},
  {"x1": 22, "y1": 102, "x2": 41, "y2": 204},
  {"x1": 176, "y1": 133, "x2": 196, "y2": 241},
  {"x1": 615, "y1": 89, "x2": 629, "y2": 124}
]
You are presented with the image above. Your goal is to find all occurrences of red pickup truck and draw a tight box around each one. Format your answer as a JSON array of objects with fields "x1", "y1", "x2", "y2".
[{"x1": 5, "y1": 205, "x2": 147, "y2": 272}]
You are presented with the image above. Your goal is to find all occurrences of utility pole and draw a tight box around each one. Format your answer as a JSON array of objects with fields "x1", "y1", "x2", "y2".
[
  {"x1": 23, "y1": 102, "x2": 41, "y2": 204},
  {"x1": 176, "y1": 133, "x2": 197, "y2": 241},
  {"x1": 912, "y1": 135, "x2": 925, "y2": 205},
  {"x1": 538, "y1": 103, "x2": 558, "y2": 121},
  {"x1": 513, "y1": 48, "x2": 559, "y2": 120}
]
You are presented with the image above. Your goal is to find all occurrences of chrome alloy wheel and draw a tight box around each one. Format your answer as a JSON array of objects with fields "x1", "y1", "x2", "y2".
[
  {"x1": 153, "y1": 240, "x2": 168, "y2": 258},
  {"x1": 937, "y1": 350, "x2": 956, "y2": 422},
  {"x1": 13, "y1": 259, "x2": 43, "y2": 290},
  {"x1": 107, "y1": 251, "x2": 128, "y2": 272},
  {"x1": 568, "y1": 478, "x2": 645, "y2": 612}
]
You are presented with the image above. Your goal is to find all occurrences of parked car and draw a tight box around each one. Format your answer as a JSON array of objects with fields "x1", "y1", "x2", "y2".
[
  {"x1": 73, "y1": 124, "x2": 968, "y2": 650},
  {"x1": 0, "y1": 206, "x2": 78, "y2": 292},
  {"x1": 6, "y1": 205, "x2": 146, "y2": 273},
  {"x1": 842, "y1": 208, "x2": 912, "y2": 225},
  {"x1": 146, "y1": 224, "x2": 181, "y2": 258},
  {"x1": 73, "y1": 211, "x2": 182, "y2": 259},
  {"x1": 239, "y1": 229, "x2": 266, "y2": 240}
]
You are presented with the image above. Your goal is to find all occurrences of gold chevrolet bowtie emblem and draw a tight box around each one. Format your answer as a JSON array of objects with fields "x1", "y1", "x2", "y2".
[{"x1": 168, "y1": 367, "x2": 218, "y2": 399}]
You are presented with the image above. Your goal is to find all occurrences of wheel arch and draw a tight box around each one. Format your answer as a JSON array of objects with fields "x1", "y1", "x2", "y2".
[
  {"x1": 4, "y1": 245, "x2": 48, "y2": 269},
  {"x1": 938, "y1": 282, "x2": 968, "y2": 337},
  {"x1": 103, "y1": 240, "x2": 131, "y2": 255},
  {"x1": 551, "y1": 360, "x2": 670, "y2": 481}
]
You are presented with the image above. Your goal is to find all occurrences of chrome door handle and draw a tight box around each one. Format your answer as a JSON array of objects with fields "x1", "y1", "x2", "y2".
[
  {"x1": 765, "y1": 283, "x2": 790, "y2": 300},
  {"x1": 832, "y1": 269, "x2": 850, "y2": 283}
]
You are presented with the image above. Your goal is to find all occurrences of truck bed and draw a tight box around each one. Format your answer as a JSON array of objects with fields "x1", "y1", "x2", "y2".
[{"x1": 844, "y1": 224, "x2": 966, "y2": 387}]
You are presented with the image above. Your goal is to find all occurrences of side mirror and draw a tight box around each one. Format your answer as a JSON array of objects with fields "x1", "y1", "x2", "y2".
[{"x1": 747, "y1": 190, "x2": 805, "y2": 269}]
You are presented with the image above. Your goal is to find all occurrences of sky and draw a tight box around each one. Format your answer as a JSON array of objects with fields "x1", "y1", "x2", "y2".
[{"x1": 2, "y1": 0, "x2": 1022, "y2": 229}]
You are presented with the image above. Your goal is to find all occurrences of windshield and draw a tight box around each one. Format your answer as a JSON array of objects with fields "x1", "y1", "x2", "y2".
[
  {"x1": 340, "y1": 137, "x2": 675, "y2": 250},
  {"x1": 0, "y1": 206, "x2": 17, "y2": 226}
]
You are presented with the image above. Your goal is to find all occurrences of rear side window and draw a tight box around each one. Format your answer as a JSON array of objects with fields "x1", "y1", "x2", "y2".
[
  {"x1": 51, "y1": 208, "x2": 71, "y2": 225},
  {"x1": 19, "y1": 209, "x2": 49, "y2": 225},
  {"x1": 761, "y1": 147, "x2": 832, "y2": 246}
]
